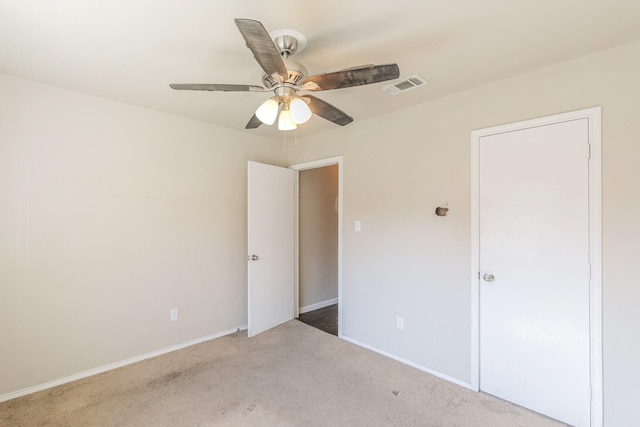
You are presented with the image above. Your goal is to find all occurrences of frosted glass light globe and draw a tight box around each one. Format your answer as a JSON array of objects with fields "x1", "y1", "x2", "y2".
[
  {"x1": 255, "y1": 98, "x2": 279, "y2": 125},
  {"x1": 278, "y1": 108, "x2": 297, "y2": 130},
  {"x1": 290, "y1": 96, "x2": 312, "y2": 124}
]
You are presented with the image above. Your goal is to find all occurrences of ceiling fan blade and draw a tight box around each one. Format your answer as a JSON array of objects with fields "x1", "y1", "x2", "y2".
[
  {"x1": 303, "y1": 64, "x2": 399, "y2": 91},
  {"x1": 305, "y1": 95, "x2": 353, "y2": 126},
  {"x1": 169, "y1": 83, "x2": 265, "y2": 92},
  {"x1": 245, "y1": 114, "x2": 263, "y2": 129},
  {"x1": 234, "y1": 18, "x2": 288, "y2": 79}
]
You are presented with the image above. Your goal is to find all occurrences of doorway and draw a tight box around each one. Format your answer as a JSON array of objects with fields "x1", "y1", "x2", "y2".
[
  {"x1": 470, "y1": 107, "x2": 602, "y2": 427},
  {"x1": 290, "y1": 157, "x2": 343, "y2": 337}
]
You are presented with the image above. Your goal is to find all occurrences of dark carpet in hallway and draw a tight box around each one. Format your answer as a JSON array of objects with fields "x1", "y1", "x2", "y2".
[{"x1": 297, "y1": 303, "x2": 338, "y2": 336}]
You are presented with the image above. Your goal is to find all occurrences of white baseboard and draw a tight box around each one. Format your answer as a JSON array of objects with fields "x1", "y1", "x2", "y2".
[
  {"x1": 299, "y1": 298, "x2": 338, "y2": 314},
  {"x1": 0, "y1": 324, "x2": 248, "y2": 403},
  {"x1": 340, "y1": 335, "x2": 473, "y2": 390}
]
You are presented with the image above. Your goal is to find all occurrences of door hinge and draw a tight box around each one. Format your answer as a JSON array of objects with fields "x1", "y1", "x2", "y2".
[{"x1": 588, "y1": 263, "x2": 592, "y2": 280}]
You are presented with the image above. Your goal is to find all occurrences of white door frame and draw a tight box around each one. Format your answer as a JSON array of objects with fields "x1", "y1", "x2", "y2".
[
  {"x1": 289, "y1": 156, "x2": 343, "y2": 337},
  {"x1": 470, "y1": 107, "x2": 602, "y2": 426}
]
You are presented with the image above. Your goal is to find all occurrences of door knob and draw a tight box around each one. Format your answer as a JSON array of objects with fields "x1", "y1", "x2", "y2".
[
  {"x1": 249, "y1": 254, "x2": 259, "y2": 261},
  {"x1": 483, "y1": 273, "x2": 495, "y2": 282}
]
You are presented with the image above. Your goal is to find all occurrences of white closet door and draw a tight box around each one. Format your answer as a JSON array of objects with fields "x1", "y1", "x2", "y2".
[{"x1": 479, "y1": 119, "x2": 591, "y2": 427}]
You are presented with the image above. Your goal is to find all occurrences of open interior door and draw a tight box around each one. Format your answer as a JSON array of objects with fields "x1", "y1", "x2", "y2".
[{"x1": 247, "y1": 161, "x2": 295, "y2": 337}]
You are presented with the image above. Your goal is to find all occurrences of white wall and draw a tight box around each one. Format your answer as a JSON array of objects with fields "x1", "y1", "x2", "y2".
[
  {"x1": 287, "y1": 40, "x2": 640, "y2": 425},
  {"x1": 0, "y1": 74, "x2": 285, "y2": 396},
  {"x1": 299, "y1": 165, "x2": 339, "y2": 310}
]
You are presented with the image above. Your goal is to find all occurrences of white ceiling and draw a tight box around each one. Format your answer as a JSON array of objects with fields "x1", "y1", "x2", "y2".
[{"x1": 2, "y1": 1, "x2": 640, "y2": 139}]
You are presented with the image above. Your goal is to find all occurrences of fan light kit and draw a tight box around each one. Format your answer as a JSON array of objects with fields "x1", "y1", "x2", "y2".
[
  {"x1": 254, "y1": 88, "x2": 313, "y2": 130},
  {"x1": 170, "y1": 19, "x2": 400, "y2": 131}
]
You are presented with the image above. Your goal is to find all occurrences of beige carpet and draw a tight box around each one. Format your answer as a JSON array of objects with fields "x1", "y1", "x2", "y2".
[{"x1": 1, "y1": 320, "x2": 565, "y2": 426}]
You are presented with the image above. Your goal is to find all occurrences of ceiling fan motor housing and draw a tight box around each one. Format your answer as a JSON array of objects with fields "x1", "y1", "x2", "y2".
[{"x1": 262, "y1": 58, "x2": 308, "y2": 88}]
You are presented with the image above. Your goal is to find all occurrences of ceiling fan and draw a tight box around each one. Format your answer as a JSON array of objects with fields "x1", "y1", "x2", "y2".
[{"x1": 170, "y1": 18, "x2": 400, "y2": 130}]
